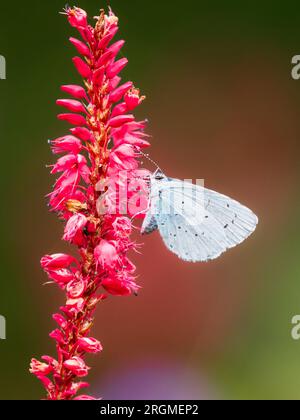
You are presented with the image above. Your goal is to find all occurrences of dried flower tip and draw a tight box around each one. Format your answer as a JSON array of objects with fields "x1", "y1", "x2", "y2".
[
  {"x1": 105, "y1": 13, "x2": 119, "y2": 26},
  {"x1": 65, "y1": 199, "x2": 88, "y2": 213},
  {"x1": 79, "y1": 320, "x2": 94, "y2": 335}
]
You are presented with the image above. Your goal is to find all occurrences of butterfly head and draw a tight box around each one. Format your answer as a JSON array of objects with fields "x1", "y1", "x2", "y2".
[{"x1": 152, "y1": 169, "x2": 166, "y2": 181}]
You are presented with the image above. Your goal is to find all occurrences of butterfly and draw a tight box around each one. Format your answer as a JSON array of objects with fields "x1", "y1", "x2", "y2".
[{"x1": 141, "y1": 170, "x2": 258, "y2": 262}]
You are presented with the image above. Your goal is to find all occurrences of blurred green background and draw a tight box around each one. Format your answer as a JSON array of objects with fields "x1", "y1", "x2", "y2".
[{"x1": 1, "y1": 0, "x2": 300, "y2": 400}]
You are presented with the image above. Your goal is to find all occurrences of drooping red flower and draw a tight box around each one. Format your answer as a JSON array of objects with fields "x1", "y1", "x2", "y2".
[
  {"x1": 30, "y1": 6, "x2": 151, "y2": 400},
  {"x1": 77, "y1": 337, "x2": 103, "y2": 354},
  {"x1": 63, "y1": 213, "x2": 88, "y2": 244},
  {"x1": 94, "y1": 240, "x2": 119, "y2": 270},
  {"x1": 64, "y1": 357, "x2": 90, "y2": 377},
  {"x1": 29, "y1": 359, "x2": 53, "y2": 376}
]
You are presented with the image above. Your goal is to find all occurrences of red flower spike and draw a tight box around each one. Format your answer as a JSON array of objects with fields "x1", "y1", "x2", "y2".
[
  {"x1": 94, "y1": 240, "x2": 119, "y2": 270},
  {"x1": 66, "y1": 278, "x2": 86, "y2": 299},
  {"x1": 96, "y1": 50, "x2": 114, "y2": 68},
  {"x1": 107, "y1": 40, "x2": 125, "y2": 58},
  {"x1": 107, "y1": 58, "x2": 128, "y2": 79},
  {"x1": 70, "y1": 127, "x2": 92, "y2": 141},
  {"x1": 70, "y1": 382, "x2": 90, "y2": 394},
  {"x1": 109, "y1": 114, "x2": 135, "y2": 128},
  {"x1": 125, "y1": 88, "x2": 145, "y2": 111},
  {"x1": 63, "y1": 357, "x2": 89, "y2": 377},
  {"x1": 50, "y1": 135, "x2": 82, "y2": 155},
  {"x1": 72, "y1": 57, "x2": 91, "y2": 79},
  {"x1": 74, "y1": 395, "x2": 97, "y2": 400},
  {"x1": 61, "y1": 85, "x2": 88, "y2": 100},
  {"x1": 46, "y1": 269, "x2": 75, "y2": 288},
  {"x1": 56, "y1": 99, "x2": 86, "y2": 114},
  {"x1": 97, "y1": 27, "x2": 118, "y2": 50},
  {"x1": 31, "y1": 6, "x2": 150, "y2": 401},
  {"x1": 69, "y1": 37, "x2": 91, "y2": 57},
  {"x1": 58, "y1": 113, "x2": 87, "y2": 126},
  {"x1": 93, "y1": 67, "x2": 105, "y2": 86},
  {"x1": 41, "y1": 254, "x2": 76, "y2": 270},
  {"x1": 63, "y1": 213, "x2": 87, "y2": 243},
  {"x1": 109, "y1": 76, "x2": 122, "y2": 91},
  {"x1": 111, "y1": 102, "x2": 128, "y2": 118},
  {"x1": 109, "y1": 81, "x2": 133, "y2": 103},
  {"x1": 51, "y1": 154, "x2": 87, "y2": 174},
  {"x1": 77, "y1": 337, "x2": 103, "y2": 354},
  {"x1": 67, "y1": 7, "x2": 88, "y2": 29},
  {"x1": 52, "y1": 314, "x2": 67, "y2": 329},
  {"x1": 101, "y1": 277, "x2": 132, "y2": 296},
  {"x1": 49, "y1": 329, "x2": 65, "y2": 345},
  {"x1": 30, "y1": 359, "x2": 52, "y2": 376}
]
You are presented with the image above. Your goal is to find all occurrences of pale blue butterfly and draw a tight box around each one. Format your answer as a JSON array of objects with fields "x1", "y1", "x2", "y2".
[{"x1": 141, "y1": 169, "x2": 258, "y2": 262}]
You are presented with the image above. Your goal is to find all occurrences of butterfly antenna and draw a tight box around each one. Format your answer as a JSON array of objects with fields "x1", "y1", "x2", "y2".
[
  {"x1": 138, "y1": 149, "x2": 163, "y2": 173},
  {"x1": 130, "y1": 209, "x2": 146, "y2": 223}
]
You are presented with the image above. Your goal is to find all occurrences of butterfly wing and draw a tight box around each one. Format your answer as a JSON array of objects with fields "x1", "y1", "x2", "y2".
[
  {"x1": 142, "y1": 177, "x2": 258, "y2": 262},
  {"x1": 141, "y1": 212, "x2": 158, "y2": 235},
  {"x1": 203, "y1": 186, "x2": 258, "y2": 251}
]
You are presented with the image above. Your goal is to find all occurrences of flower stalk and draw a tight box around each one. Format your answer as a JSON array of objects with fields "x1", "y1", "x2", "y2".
[{"x1": 30, "y1": 6, "x2": 150, "y2": 400}]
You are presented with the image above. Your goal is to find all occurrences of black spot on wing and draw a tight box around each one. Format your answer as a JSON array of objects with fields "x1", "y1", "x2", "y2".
[{"x1": 142, "y1": 216, "x2": 158, "y2": 235}]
